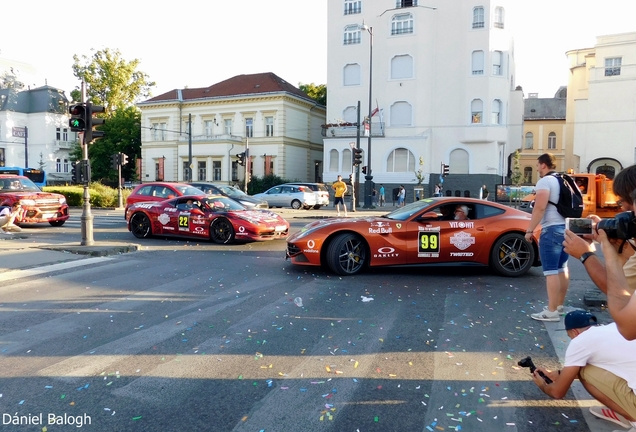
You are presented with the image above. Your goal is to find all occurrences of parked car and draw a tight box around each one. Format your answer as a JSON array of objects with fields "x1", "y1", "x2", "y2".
[
  {"x1": 126, "y1": 194, "x2": 289, "y2": 244},
  {"x1": 125, "y1": 182, "x2": 205, "y2": 213},
  {"x1": 253, "y1": 184, "x2": 317, "y2": 209},
  {"x1": 189, "y1": 182, "x2": 268, "y2": 209},
  {"x1": 286, "y1": 197, "x2": 540, "y2": 276},
  {"x1": 285, "y1": 183, "x2": 329, "y2": 209},
  {"x1": 0, "y1": 175, "x2": 69, "y2": 226}
]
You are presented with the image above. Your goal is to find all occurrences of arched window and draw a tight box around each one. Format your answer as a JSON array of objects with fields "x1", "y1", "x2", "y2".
[
  {"x1": 344, "y1": 25, "x2": 361, "y2": 45},
  {"x1": 473, "y1": 7, "x2": 485, "y2": 28},
  {"x1": 548, "y1": 132, "x2": 557, "y2": 149},
  {"x1": 391, "y1": 55, "x2": 413, "y2": 79},
  {"x1": 449, "y1": 149, "x2": 469, "y2": 174},
  {"x1": 472, "y1": 51, "x2": 484, "y2": 75},
  {"x1": 523, "y1": 167, "x2": 533, "y2": 183},
  {"x1": 329, "y1": 149, "x2": 339, "y2": 172},
  {"x1": 390, "y1": 101, "x2": 413, "y2": 126},
  {"x1": 471, "y1": 99, "x2": 483, "y2": 124},
  {"x1": 344, "y1": 63, "x2": 361, "y2": 86},
  {"x1": 343, "y1": 149, "x2": 352, "y2": 168},
  {"x1": 494, "y1": 7, "x2": 504, "y2": 28},
  {"x1": 391, "y1": 13, "x2": 413, "y2": 35},
  {"x1": 386, "y1": 148, "x2": 416, "y2": 172},
  {"x1": 343, "y1": 106, "x2": 357, "y2": 123},
  {"x1": 525, "y1": 132, "x2": 534, "y2": 149},
  {"x1": 491, "y1": 99, "x2": 501, "y2": 124}
]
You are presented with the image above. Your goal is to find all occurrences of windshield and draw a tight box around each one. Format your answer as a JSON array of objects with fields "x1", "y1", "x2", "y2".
[
  {"x1": 175, "y1": 185, "x2": 206, "y2": 195},
  {"x1": 382, "y1": 199, "x2": 435, "y2": 221},
  {"x1": 203, "y1": 196, "x2": 246, "y2": 211},
  {"x1": 218, "y1": 185, "x2": 248, "y2": 198},
  {"x1": 0, "y1": 177, "x2": 41, "y2": 192}
]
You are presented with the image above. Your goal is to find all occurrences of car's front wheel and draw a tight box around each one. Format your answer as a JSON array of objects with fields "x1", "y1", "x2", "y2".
[
  {"x1": 210, "y1": 218, "x2": 235, "y2": 244},
  {"x1": 490, "y1": 233, "x2": 535, "y2": 277},
  {"x1": 325, "y1": 233, "x2": 367, "y2": 275},
  {"x1": 130, "y1": 212, "x2": 152, "y2": 239},
  {"x1": 313, "y1": 205, "x2": 321, "y2": 210},
  {"x1": 49, "y1": 220, "x2": 65, "y2": 227},
  {"x1": 291, "y1": 199, "x2": 302, "y2": 210}
]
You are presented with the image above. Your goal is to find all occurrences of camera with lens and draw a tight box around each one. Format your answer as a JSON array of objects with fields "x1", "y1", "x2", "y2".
[
  {"x1": 518, "y1": 356, "x2": 553, "y2": 384},
  {"x1": 597, "y1": 211, "x2": 636, "y2": 240}
]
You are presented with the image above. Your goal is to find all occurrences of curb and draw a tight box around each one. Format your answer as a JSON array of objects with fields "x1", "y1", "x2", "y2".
[{"x1": 38, "y1": 243, "x2": 140, "y2": 257}]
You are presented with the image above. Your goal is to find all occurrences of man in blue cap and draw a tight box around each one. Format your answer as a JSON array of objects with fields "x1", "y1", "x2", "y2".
[{"x1": 531, "y1": 310, "x2": 636, "y2": 431}]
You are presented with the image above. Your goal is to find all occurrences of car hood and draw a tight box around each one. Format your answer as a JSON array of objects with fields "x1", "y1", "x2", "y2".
[
  {"x1": 288, "y1": 216, "x2": 386, "y2": 239},
  {"x1": 233, "y1": 210, "x2": 286, "y2": 224},
  {"x1": 3, "y1": 191, "x2": 65, "y2": 201},
  {"x1": 236, "y1": 195, "x2": 266, "y2": 205}
]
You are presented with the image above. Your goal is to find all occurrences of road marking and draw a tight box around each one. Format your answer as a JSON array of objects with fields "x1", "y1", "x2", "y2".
[{"x1": 0, "y1": 256, "x2": 114, "y2": 282}]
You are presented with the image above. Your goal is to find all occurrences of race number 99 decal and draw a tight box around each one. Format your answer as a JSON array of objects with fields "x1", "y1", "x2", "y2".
[
  {"x1": 418, "y1": 232, "x2": 440, "y2": 253},
  {"x1": 178, "y1": 215, "x2": 190, "y2": 231}
]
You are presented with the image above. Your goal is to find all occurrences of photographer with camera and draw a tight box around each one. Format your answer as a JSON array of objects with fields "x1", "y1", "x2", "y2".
[{"x1": 530, "y1": 310, "x2": 636, "y2": 431}]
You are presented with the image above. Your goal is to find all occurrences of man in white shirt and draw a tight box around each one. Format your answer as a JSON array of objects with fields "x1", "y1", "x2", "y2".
[
  {"x1": 0, "y1": 202, "x2": 23, "y2": 233},
  {"x1": 532, "y1": 310, "x2": 636, "y2": 431}
]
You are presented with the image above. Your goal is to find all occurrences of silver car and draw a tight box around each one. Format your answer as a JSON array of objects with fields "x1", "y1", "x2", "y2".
[
  {"x1": 285, "y1": 183, "x2": 330, "y2": 209},
  {"x1": 253, "y1": 185, "x2": 317, "y2": 209}
]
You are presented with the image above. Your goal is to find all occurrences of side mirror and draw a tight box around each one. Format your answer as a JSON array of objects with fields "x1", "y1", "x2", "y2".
[
  {"x1": 167, "y1": 194, "x2": 175, "y2": 199},
  {"x1": 420, "y1": 211, "x2": 439, "y2": 220}
]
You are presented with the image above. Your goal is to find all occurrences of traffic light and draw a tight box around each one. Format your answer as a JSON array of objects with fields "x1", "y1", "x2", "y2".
[
  {"x1": 237, "y1": 152, "x2": 245, "y2": 166},
  {"x1": 80, "y1": 160, "x2": 90, "y2": 184},
  {"x1": 68, "y1": 104, "x2": 86, "y2": 132},
  {"x1": 111, "y1": 154, "x2": 119, "y2": 170},
  {"x1": 120, "y1": 153, "x2": 129, "y2": 165},
  {"x1": 84, "y1": 102, "x2": 105, "y2": 144},
  {"x1": 443, "y1": 164, "x2": 450, "y2": 177},
  {"x1": 361, "y1": 166, "x2": 367, "y2": 175},
  {"x1": 71, "y1": 161, "x2": 79, "y2": 183},
  {"x1": 353, "y1": 148, "x2": 363, "y2": 166},
  {"x1": 349, "y1": 173, "x2": 354, "y2": 183}
]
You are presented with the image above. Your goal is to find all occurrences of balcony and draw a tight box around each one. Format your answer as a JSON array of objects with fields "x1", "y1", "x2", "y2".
[
  {"x1": 54, "y1": 140, "x2": 73, "y2": 149},
  {"x1": 178, "y1": 134, "x2": 243, "y2": 142},
  {"x1": 321, "y1": 122, "x2": 385, "y2": 138}
]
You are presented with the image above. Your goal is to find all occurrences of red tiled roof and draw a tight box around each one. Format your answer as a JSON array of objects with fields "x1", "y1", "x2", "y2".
[{"x1": 143, "y1": 72, "x2": 315, "y2": 104}]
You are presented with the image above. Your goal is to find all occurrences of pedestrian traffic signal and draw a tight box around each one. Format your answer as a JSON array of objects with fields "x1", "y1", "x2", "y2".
[
  {"x1": 111, "y1": 154, "x2": 119, "y2": 170},
  {"x1": 353, "y1": 148, "x2": 363, "y2": 166},
  {"x1": 237, "y1": 152, "x2": 246, "y2": 166},
  {"x1": 361, "y1": 166, "x2": 367, "y2": 175},
  {"x1": 68, "y1": 104, "x2": 86, "y2": 132},
  {"x1": 84, "y1": 102, "x2": 105, "y2": 144},
  {"x1": 443, "y1": 164, "x2": 450, "y2": 176},
  {"x1": 120, "y1": 153, "x2": 129, "y2": 165}
]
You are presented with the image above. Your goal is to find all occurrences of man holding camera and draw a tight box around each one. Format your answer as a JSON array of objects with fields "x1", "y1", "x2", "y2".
[
  {"x1": 531, "y1": 310, "x2": 636, "y2": 431},
  {"x1": 0, "y1": 202, "x2": 23, "y2": 234}
]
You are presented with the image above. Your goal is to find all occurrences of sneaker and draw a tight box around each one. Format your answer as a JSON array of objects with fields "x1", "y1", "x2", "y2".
[
  {"x1": 557, "y1": 305, "x2": 564, "y2": 313},
  {"x1": 531, "y1": 309, "x2": 560, "y2": 322},
  {"x1": 589, "y1": 406, "x2": 631, "y2": 428}
]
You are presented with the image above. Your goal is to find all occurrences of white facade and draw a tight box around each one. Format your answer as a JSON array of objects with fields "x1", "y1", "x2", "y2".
[
  {"x1": 325, "y1": 0, "x2": 523, "y2": 184},
  {"x1": 566, "y1": 32, "x2": 636, "y2": 176}
]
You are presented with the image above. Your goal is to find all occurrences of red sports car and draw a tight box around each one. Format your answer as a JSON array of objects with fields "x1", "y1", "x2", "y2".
[
  {"x1": 126, "y1": 194, "x2": 289, "y2": 244},
  {"x1": 286, "y1": 197, "x2": 540, "y2": 276},
  {"x1": 0, "y1": 175, "x2": 69, "y2": 226}
]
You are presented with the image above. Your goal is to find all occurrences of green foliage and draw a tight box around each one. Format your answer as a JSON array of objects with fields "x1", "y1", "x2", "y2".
[
  {"x1": 298, "y1": 82, "x2": 326, "y2": 106},
  {"x1": 43, "y1": 183, "x2": 131, "y2": 207},
  {"x1": 71, "y1": 48, "x2": 156, "y2": 112},
  {"x1": 246, "y1": 174, "x2": 297, "y2": 195},
  {"x1": 511, "y1": 150, "x2": 523, "y2": 187}
]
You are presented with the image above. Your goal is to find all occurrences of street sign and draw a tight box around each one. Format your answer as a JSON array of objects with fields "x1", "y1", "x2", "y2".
[{"x1": 12, "y1": 127, "x2": 26, "y2": 138}]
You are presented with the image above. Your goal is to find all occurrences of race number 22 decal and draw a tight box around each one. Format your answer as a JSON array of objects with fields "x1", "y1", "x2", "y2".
[
  {"x1": 178, "y1": 215, "x2": 190, "y2": 231},
  {"x1": 418, "y1": 232, "x2": 440, "y2": 258}
]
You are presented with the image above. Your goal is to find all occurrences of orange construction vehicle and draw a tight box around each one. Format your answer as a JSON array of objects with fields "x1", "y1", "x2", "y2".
[{"x1": 520, "y1": 173, "x2": 621, "y2": 218}]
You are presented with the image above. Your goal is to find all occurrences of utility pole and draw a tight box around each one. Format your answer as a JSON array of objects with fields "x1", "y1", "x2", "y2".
[{"x1": 80, "y1": 82, "x2": 94, "y2": 246}]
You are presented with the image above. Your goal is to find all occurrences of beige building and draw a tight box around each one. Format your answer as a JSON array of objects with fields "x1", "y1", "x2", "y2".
[{"x1": 137, "y1": 73, "x2": 326, "y2": 184}]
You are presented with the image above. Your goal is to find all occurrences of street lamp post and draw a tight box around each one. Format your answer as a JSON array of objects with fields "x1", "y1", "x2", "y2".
[{"x1": 361, "y1": 24, "x2": 374, "y2": 208}]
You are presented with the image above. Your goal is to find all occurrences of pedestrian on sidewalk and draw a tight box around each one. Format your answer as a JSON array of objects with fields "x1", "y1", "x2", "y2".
[
  {"x1": 332, "y1": 175, "x2": 348, "y2": 217},
  {"x1": 379, "y1": 184, "x2": 385, "y2": 207}
]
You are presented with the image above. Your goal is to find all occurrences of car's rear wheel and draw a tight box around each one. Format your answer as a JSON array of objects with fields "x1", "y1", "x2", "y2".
[
  {"x1": 210, "y1": 218, "x2": 235, "y2": 244},
  {"x1": 313, "y1": 205, "x2": 321, "y2": 210},
  {"x1": 130, "y1": 212, "x2": 152, "y2": 239},
  {"x1": 291, "y1": 199, "x2": 302, "y2": 210},
  {"x1": 49, "y1": 220, "x2": 65, "y2": 227},
  {"x1": 490, "y1": 233, "x2": 534, "y2": 277},
  {"x1": 326, "y1": 233, "x2": 367, "y2": 275}
]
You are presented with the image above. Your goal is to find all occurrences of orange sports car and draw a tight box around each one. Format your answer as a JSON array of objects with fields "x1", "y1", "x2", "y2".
[{"x1": 286, "y1": 197, "x2": 540, "y2": 276}]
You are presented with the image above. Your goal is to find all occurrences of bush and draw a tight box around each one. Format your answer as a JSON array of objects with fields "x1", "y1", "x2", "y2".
[
  {"x1": 246, "y1": 174, "x2": 298, "y2": 194},
  {"x1": 43, "y1": 183, "x2": 132, "y2": 207}
]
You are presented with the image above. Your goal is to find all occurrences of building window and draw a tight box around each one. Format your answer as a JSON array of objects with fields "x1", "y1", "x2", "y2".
[
  {"x1": 344, "y1": 0, "x2": 361, "y2": 14},
  {"x1": 548, "y1": 132, "x2": 557, "y2": 149},
  {"x1": 605, "y1": 57, "x2": 622, "y2": 76},
  {"x1": 391, "y1": 13, "x2": 413, "y2": 35},
  {"x1": 63, "y1": 159, "x2": 69, "y2": 173},
  {"x1": 343, "y1": 106, "x2": 357, "y2": 123},
  {"x1": 524, "y1": 167, "x2": 533, "y2": 183},
  {"x1": 231, "y1": 161, "x2": 238, "y2": 181},
  {"x1": 56, "y1": 128, "x2": 61, "y2": 141},
  {"x1": 213, "y1": 161, "x2": 221, "y2": 181},
  {"x1": 471, "y1": 99, "x2": 483, "y2": 124},
  {"x1": 224, "y1": 119, "x2": 232, "y2": 135},
  {"x1": 391, "y1": 55, "x2": 413, "y2": 79},
  {"x1": 472, "y1": 50, "x2": 484, "y2": 75},
  {"x1": 152, "y1": 122, "x2": 166, "y2": 141},
  {"x1": 197, "y1": 161, "x2": 206, "y2": 181},
  {"x1": 204, "y1": 120, "x2": 213, "y2": 136},
  {"x1": 491, "y1": 99, "x2": 501, "y2": 124},
  {"x1": 390, "y1": 101, "x2": 412, "y2": 126},
  {"x1": 525, "y1": 132, "x2": 534, "y2": 149},
  {"x1": 344, "y1": 25, "x2": 361, "y2": 45},
  {"x1": 56, "y1": 158, "x2": 61, "y2": 172},
  {"x1": 344, "y1": 63, "x2": 361, "y2": 86},
  {"x1": 493, "y1": 51, "x2": 502, "y2": 75},
  {"x1": 494, "y1": 7, "x2": 504, "y2": 28},
  {"x1": 386, "y1": 148, "x2": 416, "y2": 172},
  {"x1": 265, "y1": 116, "x2": 274, "y2": 136},
  {"x1": 245, "y1": 118, "x2": 253, "y2": 137},
  {"x1": 183, "y1": 161, "x2": 192, "y2": 182},
  {"x1": 396, "y1": 0, "x2": 417, "y2": 7},
  {"x1": 329, "y1": 149, "x2": 339, "y2": 172},
  {"x1": 472, "y1": 7, "x2": 485, "y2": 28}
]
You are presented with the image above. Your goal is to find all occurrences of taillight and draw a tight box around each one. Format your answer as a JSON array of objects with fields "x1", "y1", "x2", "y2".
[{"x1": 298, "y1": 186, "x2": 307, "y2": 192}]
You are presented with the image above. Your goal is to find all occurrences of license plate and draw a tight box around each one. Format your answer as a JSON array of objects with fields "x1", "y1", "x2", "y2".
[
  {"x1": 41, "y1": 214, "x2": 54, "y2": 219},
  {"x1": 275, "y1": 225, "x2": 287, "y2": 232}
]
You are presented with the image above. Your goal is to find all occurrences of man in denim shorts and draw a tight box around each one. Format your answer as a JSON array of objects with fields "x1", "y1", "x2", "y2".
[{"x1": 524, "y1": 153, "x2": 569, "y2": 321}]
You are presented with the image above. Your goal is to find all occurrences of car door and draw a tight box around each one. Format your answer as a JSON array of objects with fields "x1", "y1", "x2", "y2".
[{"x1": 265, "y1": 186, "x2": 283, "y2": 207}]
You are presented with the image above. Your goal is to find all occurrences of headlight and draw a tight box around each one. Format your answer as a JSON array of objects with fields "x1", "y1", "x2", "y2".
[
  {"x1": 58, "y1": 196, "x2": 67, "y2": 204},
  {"x1": 20, "y1": 199, "x2": 36, "y2": 206}
]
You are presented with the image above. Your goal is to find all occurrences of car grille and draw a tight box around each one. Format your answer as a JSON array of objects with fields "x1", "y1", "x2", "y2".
[
  {"x1": 287, "y1": 243, "x2": 301, "y2": 256},
  {"x1": 35, "y1": 199, "x2": 60, "y2": 205}
]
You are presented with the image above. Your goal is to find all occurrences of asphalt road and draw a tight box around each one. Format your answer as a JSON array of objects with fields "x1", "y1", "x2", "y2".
[{"x1": 0, "y1": 208, "x2": 617, "y2": 432}]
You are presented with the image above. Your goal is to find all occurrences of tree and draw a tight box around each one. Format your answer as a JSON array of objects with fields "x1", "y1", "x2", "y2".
[
  {"x1": 510, "y1": 150, "x2": 524, "y2": 208},
  {"x1": 299, "y1": 83, "x2": 326, "y2": 106},
  {"x1": 71, "y1": 48, "x2": 155, "y2": 114}
]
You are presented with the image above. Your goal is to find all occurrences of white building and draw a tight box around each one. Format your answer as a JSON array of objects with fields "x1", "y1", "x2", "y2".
[
  {"x1": 325, "y1": 0, "x2": 523, "y2": 195},
  {"x1": 137, "y1": 73, "x2": 326, "y2": 184},
  {"x1": 565, "y1": 32, "x2": 636, "y2": 177}
]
